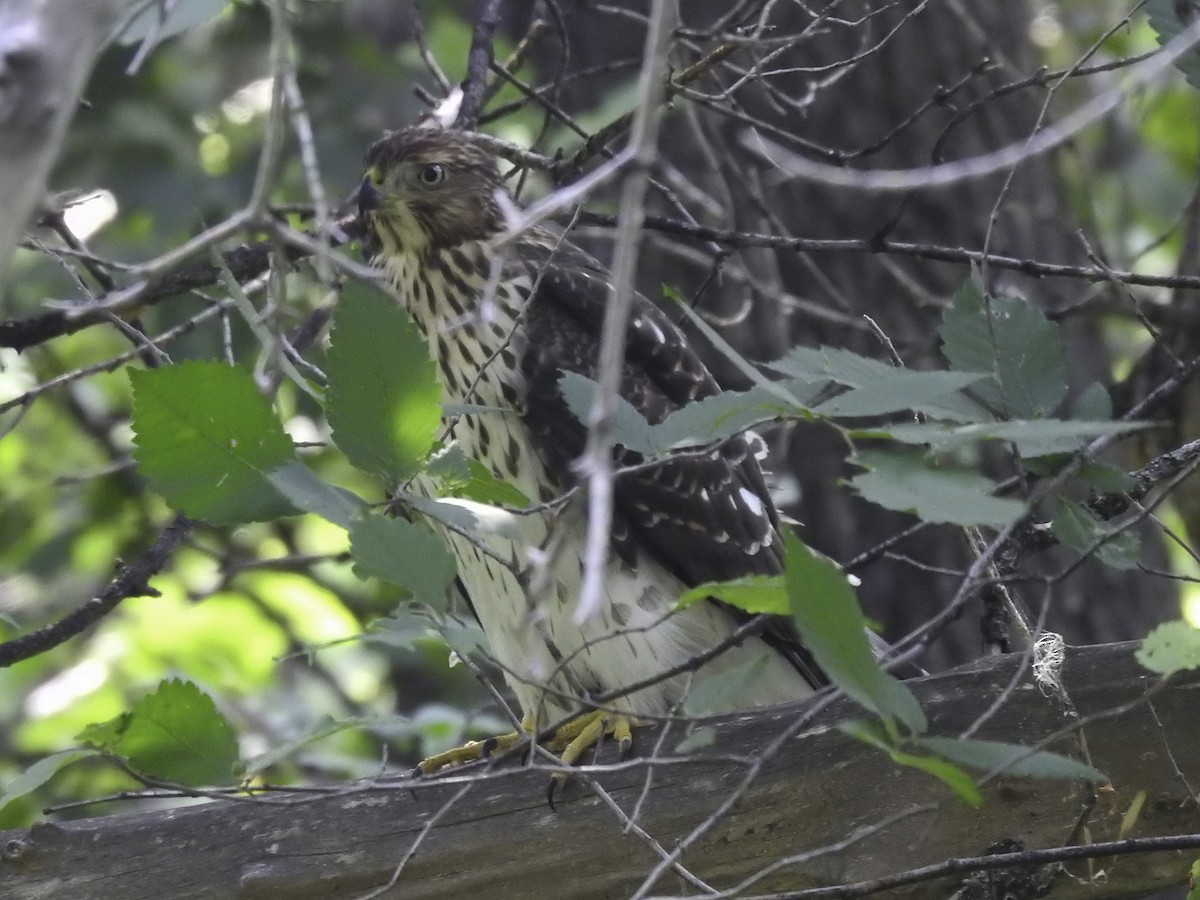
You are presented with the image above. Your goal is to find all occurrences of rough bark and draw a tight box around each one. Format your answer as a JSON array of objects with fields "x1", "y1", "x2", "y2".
[
  {"x1": 2, "y1": 643, "x2": 1196, "y2": 900},
  {"x1": 502, "y1": 0, "x2": 1178, "y2": 668},
  {"x1": 0, "y1": 0, "x2": 121, "y2": 298}
]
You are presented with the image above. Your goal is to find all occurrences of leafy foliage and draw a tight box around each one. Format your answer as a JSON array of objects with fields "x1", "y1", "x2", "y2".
[
  {"x1": 349, "y1": 514, "x2": 456, "y2": 607},
  {"x1": 0, "y1": 2, "x2": 1194, "y2": 862},
  {"x1": 939, "y1": 277, "x2": 1068, "y2": 419},
  {"x1": 77, "y1": 679, "x2": 240, "y2": 786},
  {"x1": 325, "y1": 285, "x2": 441, "y2": 485},
  {"x1": 1051, "y1": 498, "x2": 1142, "y2": 571},
  {"x1": 130, "y1": 362, "x2": 300, "y2": 524},
  {"x1": 676, "y1": 575, "x2": 787, "y2": 614},
  {"x1": 839, "y1": 719, "x2": 982, "y2": 806},
  {"x1": 0, "y1": 750, "x2": 99, "y2": 817},
  {"x1": 1137, "y1": 621, "x2": 1200, "y2": 675},
  {"x1": 567, "y1": 278, "x2": 1143, "y2": 533},
  {"x1": 850, "y1": 450, "x2": 1025, "y2": 527},
  {"x1": 1146, "y1": 0, "x2": 1200, "y2": 89},
  {"x1": 915, "y1": 736, "x2": 1105, "y2": 781},
  {"x1": 784, "y1": 535, "x2": 925, "y2": 735},
  {"x1": 684, "y1": 653, "x2": 772, "y2": 716}
]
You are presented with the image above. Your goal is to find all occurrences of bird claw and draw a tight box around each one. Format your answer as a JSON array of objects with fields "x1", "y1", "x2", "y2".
[
  {"x1": 415, "y1": 723, "x2": 530, "y2": 776},
  {"x1": 540, "y1": 711, "x2": 641, "y2": 811},
  {"x1": 416, "y1": 711, "x2": 641, "y2": 812}
]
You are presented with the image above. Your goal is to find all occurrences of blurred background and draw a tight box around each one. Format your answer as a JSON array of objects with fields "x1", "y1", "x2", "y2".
[{"x1": 1, "y1": 0, "x2": 1197, "y2": 826}]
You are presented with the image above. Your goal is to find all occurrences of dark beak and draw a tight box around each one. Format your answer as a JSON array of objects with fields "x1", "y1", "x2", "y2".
[{"x1": 357, "y1": 177, "x2": 381, "y2": 220}]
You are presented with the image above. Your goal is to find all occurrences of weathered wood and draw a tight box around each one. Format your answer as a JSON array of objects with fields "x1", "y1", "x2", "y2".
[{"x1": 2, "y1": 643, "x2": 1197, "y2": 899}]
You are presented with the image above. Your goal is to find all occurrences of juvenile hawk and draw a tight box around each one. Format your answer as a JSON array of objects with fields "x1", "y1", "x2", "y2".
[{"x1": 357, "y1": 126, "x2": 826, "y2": 771}]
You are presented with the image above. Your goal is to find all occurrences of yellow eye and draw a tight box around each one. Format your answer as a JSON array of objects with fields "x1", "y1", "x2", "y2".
[
  {"x1": 418, "y1": 163, "x2": 447, "y2": 186},
  {"x1": 364, "y1": 166, "x2": 383, "y2": 186}
]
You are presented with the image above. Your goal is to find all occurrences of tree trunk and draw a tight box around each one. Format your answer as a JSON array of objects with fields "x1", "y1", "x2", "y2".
[
  {"x1": 0, "y1": 0, "x2": 121, "y2": 298},
  {"x1": 1, "y1": 644, "x2": 1196, "y2": 900},
  {"x1": 505, "y1": 0, "x2": 1177, "y2": 667}
]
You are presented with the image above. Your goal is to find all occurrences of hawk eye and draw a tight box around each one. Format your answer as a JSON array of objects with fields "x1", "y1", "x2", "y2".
[{"x1": 417, "y1": 163, "x2": 447, "y2": 186}]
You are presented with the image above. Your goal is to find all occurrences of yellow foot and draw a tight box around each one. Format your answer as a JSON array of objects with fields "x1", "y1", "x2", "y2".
[
  {"x1": 415, "y1": 716, "x2": 532, "y2": 775},
  {"x1": 414, "y1": 710, "x2": 642, "y2": 811},
  {"x1": 542, "y1": 711, "x2": 640, "y2": 810}
]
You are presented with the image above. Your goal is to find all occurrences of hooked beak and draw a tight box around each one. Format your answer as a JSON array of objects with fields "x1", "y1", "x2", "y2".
[{"x1": 357, "y1": 177, "x2": 382, "y2": 221}]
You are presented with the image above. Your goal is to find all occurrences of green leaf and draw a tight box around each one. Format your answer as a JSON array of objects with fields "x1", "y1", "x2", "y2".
[
  {"x1": 362, "y1": 610, "x2": 435, "y2": 651},
  {"x1": 770, "y1": 347, "x2": 990, "y2": 418},
  {"x1": 404, "y1": 493, "x2": 483, "y2": 534},
  {"x1": 851, "y1": 450, "x2": 1025, "y2": 527},
  {"x1": 1146, "y1": 0, "x2": 1200, "y2": 90},
  {"x1": 559, "y1": 372, "x2": 657, "y2": 454},
  {"x1": 77, "y1": 679, "x2": 240, "y2": 786},
  {"x1": 1071, "y1": 382, "x2": 1113, "y2": 421},
  {"x1": 840, "y1": 720, "x2": 981, "y2": 806},
  {"x1": 938, "y1": 277, "x2": 993, "y2": 372},
  {"x1": 265, "y1": 461, "x2": 367, "y2": 531},
  {"x1": 770, "y1": 345, "x2": 896, "y2": 385},
  {"x1": 1077, "y1": 463, "x2": 1137, "y2": 494},
  {"x1": 560, "y1": 372, "x2": 819, "y2": 455},
  {"x1": 663, "y1": 284, "x2": 799, "y2": 407},
  {"x1": 349, "y1": 513, "x2": 456, "y2": 606},
  {"x1": 675, "y1": 575, "x2": 786, "y2": 613},
  {"x1": 425, "y1": 443, "x2": 472, "y2": 486},
  {"x1": 1187, "y1": 858, "x2": 1200, "y2": 900},
  {"x1": 878, "y1": 418, "x2": 1147, "y2": 457},
  {"x1": 814, "y1": 371, "x2": 990, "y2": 418},
  {"x1": 1137, "y1": 620, "x2": 1200, "y2": 675},
  {"x1": 674, "y1": 727, "x2": 716, "y2": 753},
  {"x1": 1119, "y1": 789, "x2": 1147, "y2": 840},
  {"x1": 785, "y1": 534, "x2": 925, "y2": 733},
  {"x1": 1050, "y1": 498, "x2": 1141, "y2": 570},
  {"x1": 130, "y1": 362, "x2": 299, "y2": 524},
  {"x1": 326, "y1": 285, "x2": 442, "y2": 483},
  {"x1": 428, "y1": 444, "x2": 530, "y2": 506},
  {"x1": 654, "y1": 384, "x2": 812, "y2": 449},
  {"x1": 940, "y1": 280, "x2": 1068, "y2": 418},
  {"x1": 916, "y1": 736, "x2": 1106, "y2": 781},
  {"x1": 683, "y1": 652, "x2": 771, "y2": 716},
  {"x1": 363, "y1": 610, "x2": 488, "y2": 661},
  {"x1": 0, "y1": 750, "x2": 99, "y2": 815}
]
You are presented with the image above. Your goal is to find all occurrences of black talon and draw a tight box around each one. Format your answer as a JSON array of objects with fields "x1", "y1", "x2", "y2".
[
  {"x1": 546, "y1": 777, "x2": 559, "y2": 812},
  {"x1": 479, "y1": 736, "x2": 499, "y2": 758}
]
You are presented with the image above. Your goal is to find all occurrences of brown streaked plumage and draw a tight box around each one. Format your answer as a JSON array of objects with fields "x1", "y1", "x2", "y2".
[{"x1": 358, "y1": 125, "x2": 825, "y2": 741}]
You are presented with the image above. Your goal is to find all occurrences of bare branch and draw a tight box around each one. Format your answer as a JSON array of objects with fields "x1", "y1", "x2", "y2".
[
  {"x1": 0, "y1": 513, "x2": 190, "y2": 668},
  {"x1": 454, "y1": 0, "x2": 503, "y2": 129},
  {"x1": 0, "y1": 644, "x2": 1195, "y2": 899},
  {"x1": 0, "y1": 0, "x2": 122, "y2": 298}
]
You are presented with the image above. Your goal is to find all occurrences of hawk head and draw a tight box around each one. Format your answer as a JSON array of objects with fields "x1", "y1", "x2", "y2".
[{"x1": 358, "y1": 127, "x2": 505, "y2": 255}]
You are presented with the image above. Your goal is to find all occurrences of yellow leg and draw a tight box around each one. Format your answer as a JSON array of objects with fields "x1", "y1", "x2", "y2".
[
  {"x1": 542, "y1": 711, "x2": 640, "y2": 809},
  {"x1": 416, "y1": 709, "x2": 642, "y2": 809},
  {"x1": 416, "y1": 715, "x2": 533, "y2": 775},
  {"x1": 547, "y1": 711, "x2": 636, "y2": 765}
]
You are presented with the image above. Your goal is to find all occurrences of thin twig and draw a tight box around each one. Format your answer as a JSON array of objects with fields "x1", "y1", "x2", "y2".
[{"x1": 0, "y1": 514, "x2": 191, "y2": 668}]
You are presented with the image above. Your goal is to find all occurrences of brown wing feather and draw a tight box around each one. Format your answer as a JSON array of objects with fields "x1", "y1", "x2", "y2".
[{"x1": 516, "y1": 235, "x2": 827, "y2": 689}]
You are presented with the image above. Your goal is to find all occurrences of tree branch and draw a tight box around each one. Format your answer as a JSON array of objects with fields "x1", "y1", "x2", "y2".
[
  {"x1": 0, "y1": 514, "x2": 190, "y2": 668},
  {"x1": 454, "y1": 0, "x2": 503, "y2": 130},
  {"x1": 0, "y1": 214, "x2": 361, "y2": 352},
  {"x1": 0, "y1": 0, "x2": 121, "y2": 298},
  {"x1": 1, "y1": 643, "x2": 1196, "y2": 899}
]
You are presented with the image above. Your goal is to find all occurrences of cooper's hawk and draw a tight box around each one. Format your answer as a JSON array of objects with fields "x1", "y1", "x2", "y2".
[{"x1": 357, "y1": 126, "x2": 826, "y2": 773}]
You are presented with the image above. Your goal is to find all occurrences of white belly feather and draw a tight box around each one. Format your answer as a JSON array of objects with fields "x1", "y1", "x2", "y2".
[{"x1": 385, "y1": 246, "x2": 814, "y2": 725}]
